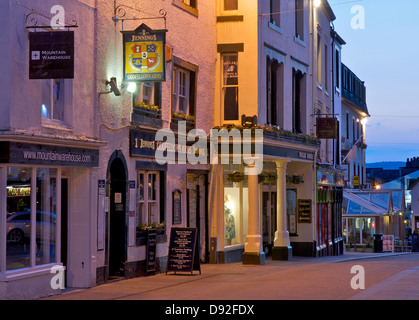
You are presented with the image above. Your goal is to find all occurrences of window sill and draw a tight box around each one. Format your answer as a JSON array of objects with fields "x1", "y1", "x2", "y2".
[
  {"x1": 172, "y1": 0, "x2": 198, "y2": 17},
  {"x1": 268, "y1": 21, "x2": 283, "y2": 34},
  {"x1": 41, "y1": 118, "x2": 71, "y2": 131},
  {"x1": 317, "y1": 83, "x2": 323, "y2": 91},
  {"x1": 294, "y1": 36, "x2": 306, "y2": 47},
  {"x1": 0, "y1": 263, "x2": 62, "y2": 281}
]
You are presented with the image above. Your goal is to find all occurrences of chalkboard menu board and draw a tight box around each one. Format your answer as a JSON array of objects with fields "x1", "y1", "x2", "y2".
[
  {"x1": 166, "y1": 227, "x2": 201, "y2": 275},
  {"x1": 146, "y1": 229, "x2": 158, "y2": 276},
  {"x1": 298, "y1": 199, "x2": 312, "y2": 223}
]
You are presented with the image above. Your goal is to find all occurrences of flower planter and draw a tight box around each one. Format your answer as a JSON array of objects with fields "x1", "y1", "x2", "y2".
[{"x1": 132, "y1": 107, "x2": 162, "y2": 127}]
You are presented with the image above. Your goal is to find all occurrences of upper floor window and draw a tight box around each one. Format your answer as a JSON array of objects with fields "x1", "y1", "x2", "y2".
[
  {"x1": 317, "y1": 34, "x2": 322, "y2": 86},
  {"x1": 41, "y1": 79, "x2": 65, "y2": 122},
  {"x1": 270, "y1": 0, "x2": 280, "y2": 26},
  {"x1": 133, "y1": 82, "x2": 161, "y2": 108},
  {"x1": 224, "y1": 0, "x2": 238, "y2": 10},
  {"x1": 295, "y1": 0, "x2": 304, "y2": 40},
  {"x1": 173, "y1": 0, "x2": 198, "y2": 16},
  {"x1": 335, "y1": 49, "x2": 340, "y2": 90},
  {"x1": 172, "y1": 64, "x2": 196, "y2": 120},
  {"x1": 222, "y1": 53, "x2": 239, "y2": 121}
]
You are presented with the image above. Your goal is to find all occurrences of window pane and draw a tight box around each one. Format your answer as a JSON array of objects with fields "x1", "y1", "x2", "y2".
[
  {"x1": 36, "y1": 168, "x2": 57, "y2": 266},
  {"x1": 224, "y1": 87, "x2": 238, "y2": 120},
  {"x1": 52, "y1": 79, "x2": 65, "y2": 121},
  {"x1": 41, "y1": 80, "x2": 51, "y2": 118},
  {"x1": 224, "y1": 0, "x2": 238, "y2": 10},
  {"x1": 6, "y1": 167, "x2": 32, "y2": 270},
  {"x1": 223, "y1": 54, "x2": 238, "y2": 86},
  {"x1": 148, "y1": 173, "x2": 156, "y2": 201}
]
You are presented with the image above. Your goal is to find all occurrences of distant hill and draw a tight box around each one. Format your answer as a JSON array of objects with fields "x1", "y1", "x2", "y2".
[{"x1": 366, "y1": 161, "x2": 405, "y2": 170}]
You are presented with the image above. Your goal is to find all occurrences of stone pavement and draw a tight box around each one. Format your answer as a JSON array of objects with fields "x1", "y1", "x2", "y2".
[{"x1": 42, "y1": 252, "x2": 419, "y2": 301}]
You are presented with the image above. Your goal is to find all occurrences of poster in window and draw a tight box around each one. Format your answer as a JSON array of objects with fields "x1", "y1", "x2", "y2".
[{"x1": 122, "y1": 24, "x2": 167, "y2": 82}]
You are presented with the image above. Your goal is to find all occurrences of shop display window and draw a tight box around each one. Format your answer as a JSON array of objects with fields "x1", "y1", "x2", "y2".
[
  {"x1": 6, "y1": 167, "x2": 58, "y2": 271},
  {"x1": 6, "y1": 167, "x2": 32, "y2": 270},
  {"x1": 223, "y1": 165, "x2": 248, "y2": 247},
  {"x1": 35, "y1": 168, "x2": 57, "y2": 266}
]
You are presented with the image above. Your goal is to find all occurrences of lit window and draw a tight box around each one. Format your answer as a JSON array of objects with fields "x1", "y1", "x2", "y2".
[
  {"x1": 222, "y1": 53, "x2": 239, "y2": 121},
  {"x1": 41, "y1": 79, "x2": 65, "y2": 121}
]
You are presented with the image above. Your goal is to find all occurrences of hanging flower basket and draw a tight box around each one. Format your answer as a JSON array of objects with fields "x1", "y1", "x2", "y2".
[
  {"x1": 227, "y1": 171, "x2": 245, "y2": 183},
  {"x1": 260, "y1": 172, "x2": 278, "y2": 184},
  {"x1": 286, "y1": 175, "x2": 304, "y2": 184}
]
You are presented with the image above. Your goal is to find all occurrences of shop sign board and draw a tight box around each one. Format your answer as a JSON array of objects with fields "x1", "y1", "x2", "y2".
[
  {"x1": 122, "y1": 24, "x2": 166, "y2": 82},
  {"x1": 0, "y1": 142, "x2": 99, "y2": 167},
  {"x1": 316, "y1": 117, "x2": 338, "y2": 139},
  {"x1": 166, "y1": 227, "x2": 201, "y2": 275},
  {"x1": 353, "y1": 175, "x2": 360, "y2": 187},
  {"x1": 29, "y1": 31, "x2": 74, "y2": 79},
  {"x1": 382, "y1": 235, "x2": 394, "y2": 253},
  {"x1": 146, "y1": 229, "x2": 158, "y2": 276}
]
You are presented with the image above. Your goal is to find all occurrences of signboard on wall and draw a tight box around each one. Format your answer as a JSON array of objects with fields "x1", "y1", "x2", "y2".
[
  {"x1": 297, "y1": 199, "x2": 312, "y2": 223},
  {"x1": 29, "y1": 31, "x2": 74, "y2": 79},
  {"x1": 122, "y1": 24, "x2": 166, "y2": 82}
]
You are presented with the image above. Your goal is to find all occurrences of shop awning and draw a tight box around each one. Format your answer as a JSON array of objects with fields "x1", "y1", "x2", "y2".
[{"x1": 343, "y1": 189, "x2": 404, "y2": 216}]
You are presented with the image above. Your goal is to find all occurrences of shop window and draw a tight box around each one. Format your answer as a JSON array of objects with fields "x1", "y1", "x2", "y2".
[
  {"x1": 137, "y1": 171, "x2": 162, "y2": 228},
  {"x1": 6, "y1": 167, "x2": 58, "y2": 271},
  {"x1": 36, "y1": 168, "x2": 57, "y2": 266},
  {"x1": 222, "y1": 53, "x2": 239, "y2": 121},
  {"x1": 6, "y1": 167, "x2": 32, "y2": 270},
  {"x1": 223, "y1": 165, "x2": 248, "y2": 247}
]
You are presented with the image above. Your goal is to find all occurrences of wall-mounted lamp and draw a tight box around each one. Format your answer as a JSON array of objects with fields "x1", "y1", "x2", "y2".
[
  {"x1": 126, "y1": 82, "x2": 137, "y2": 94},
  {"x1": 106, "y1": 77, "x2": 121, "y2": 96},
  {"x1": 314, "y1": 0, "x2": 321, "y2": 8}
]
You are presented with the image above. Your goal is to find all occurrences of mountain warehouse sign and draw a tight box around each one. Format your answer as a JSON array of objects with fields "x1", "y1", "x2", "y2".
[{"x1": 29, "y1": 31, "x2": 74, "y2": 79}]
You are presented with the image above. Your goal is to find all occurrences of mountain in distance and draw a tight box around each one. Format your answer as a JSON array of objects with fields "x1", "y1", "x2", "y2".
[{"x1": 366, "y1": 161, "x2": 405, "y2": 170}]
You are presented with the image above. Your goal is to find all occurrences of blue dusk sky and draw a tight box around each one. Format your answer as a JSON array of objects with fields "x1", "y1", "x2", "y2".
[{"x1": 329, "y1": 0, "x2": 419, "y2": 163}]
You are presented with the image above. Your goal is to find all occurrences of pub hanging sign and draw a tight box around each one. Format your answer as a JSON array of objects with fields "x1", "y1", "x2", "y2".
[{"x1": 122, "y1": 24, "x2": 167, "y2": 82}]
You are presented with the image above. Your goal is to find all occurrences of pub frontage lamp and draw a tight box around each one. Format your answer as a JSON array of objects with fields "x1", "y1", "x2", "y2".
[
  {"x1": 314, "y1": 0, "x2": 321, "y2": 8},
  {"x1": 126, "y1": 82, "x2": 137, "y2": 94},
  {"x1": 106, "y1": 77, "x2": 121, "y2": 96}
]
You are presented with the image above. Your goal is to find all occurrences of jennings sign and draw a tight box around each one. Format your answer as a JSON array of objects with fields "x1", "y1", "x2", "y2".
[{"x1": 122, "y1": 24, "x2": 166, "y2": 82}]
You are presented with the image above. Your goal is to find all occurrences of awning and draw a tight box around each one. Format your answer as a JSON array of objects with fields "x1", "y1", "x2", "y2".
[{"x1": 343, "y1": 189, "x2": 405, "y2": 216}]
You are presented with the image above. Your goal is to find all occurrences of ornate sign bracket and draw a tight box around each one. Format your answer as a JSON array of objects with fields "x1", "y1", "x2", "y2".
[
  {"x1": 25, "y1": 9, "x2": 78, "y2": 30},
  {"x1": 113, "y1": 3, "x2": 167, "y2": 30}
]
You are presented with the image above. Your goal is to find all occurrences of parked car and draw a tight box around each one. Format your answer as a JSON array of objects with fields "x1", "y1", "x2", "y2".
[{"x1": 6, "y1": 211, "x2": 56, "y2": 244}]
